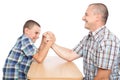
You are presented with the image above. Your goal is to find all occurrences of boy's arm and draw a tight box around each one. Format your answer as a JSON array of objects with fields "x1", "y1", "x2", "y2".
[{"x1": 33, "y1": 31, "x2": 55, "y2": 63}]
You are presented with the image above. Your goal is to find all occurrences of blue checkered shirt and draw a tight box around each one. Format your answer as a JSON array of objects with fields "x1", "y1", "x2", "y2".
[
  {"x1": 73, "y1": 26, "x2": 120, "y2": 80},
  {"x1": 3, "y1": 34, "x2": 37, "y2": 80}
]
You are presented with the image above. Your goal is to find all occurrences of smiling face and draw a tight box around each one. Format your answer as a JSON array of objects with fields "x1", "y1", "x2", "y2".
[
  {"x1": 82, "y1": 6, "x2": 96, "y2": 31},
  {"x1": 82, "y1": 5, "x2": 98, "y2": 31},
  {"x1": 25, "y1": 25, "x2": 41, "y2": 43},
  {"x1": 82, "y1": 3, "x2": 108, "y2": 32}
]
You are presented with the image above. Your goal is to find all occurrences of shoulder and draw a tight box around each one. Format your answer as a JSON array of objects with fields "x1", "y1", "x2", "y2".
[
  {"x1": 95, "y1": 27, "x2": 120, "y2": 47},
  {"x1": 18, "y1": 34, "x2": 33, "y2": 46},
  {"x1": 104, "y1": 28, "x2": 120, "y2": 42},
  {"x1": 98, "y1": 28, "x2": 120, "y2": 48}
]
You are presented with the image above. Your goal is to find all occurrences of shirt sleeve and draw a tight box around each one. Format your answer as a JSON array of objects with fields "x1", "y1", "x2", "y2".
[
  {"x1": 21, "y1": 38, "x2": 37, "y2": 57},
  {"x1": 73, "y1": 36, "x2": 87, "y2": 57},
  {"x1": 97, "y1": 40, "x2": 119, "y2": 69}
]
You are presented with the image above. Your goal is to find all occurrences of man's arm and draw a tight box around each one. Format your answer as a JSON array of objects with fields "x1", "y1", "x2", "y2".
[
  {"x1": 94, "y1": 68, "x2": 111, "y2": 80},
  {"x1": 51, "y1": 43, "x2": 80, "y2": 61},
  {"x1": 33, "y1": 31, "x2": 55, "y2": 63}
]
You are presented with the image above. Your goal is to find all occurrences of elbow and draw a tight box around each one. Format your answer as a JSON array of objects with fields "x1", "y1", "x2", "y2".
[
  {"x1": 33, "y1": 55, "x2": 44, "y2": 63},
  {"x1": 67, "y1": 59, "x2": 74, "y2": 62},
  {"x1": 65, "y1": 57, "x2": 74, "y2": 62},
  {"x1": 67, "y1": 60, "x2": 72, "y2": 62},
  {"x1": 36, "y1": 59, "x2": 44, "y2": 63},
  {"x1": 65, "y1": 55, "x2": 78, "y2": 62}
]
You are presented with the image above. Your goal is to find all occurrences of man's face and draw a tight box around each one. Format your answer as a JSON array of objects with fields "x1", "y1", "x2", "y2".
[
  {"x1": 82, "y1": 6, "x2": 97, "y2": 31},
  {"x1": 25, "y1": 25, "x2": 41, "y2": 43}
]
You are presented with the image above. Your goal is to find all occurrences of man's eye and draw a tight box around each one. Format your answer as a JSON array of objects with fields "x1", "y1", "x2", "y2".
[{"x1": 35, "y1": 32, "x2": 39, "y2": 34}]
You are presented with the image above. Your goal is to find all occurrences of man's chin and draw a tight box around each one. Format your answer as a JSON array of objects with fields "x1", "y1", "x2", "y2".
[
  {"x1": 85, "y1": 27, "x2": 91, "y2": 31},
  {"x1": 85, "y1": 26, "x2": 88, "y2": 29}
]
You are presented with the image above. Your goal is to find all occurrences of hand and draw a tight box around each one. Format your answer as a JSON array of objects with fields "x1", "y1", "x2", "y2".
[
  {"x1": 42, "y1": 31, "x2": 56, "y2": 47},
  {"x1": 94, "y1": 76, "x2": 109, "y2": 80},
  {"x1": 35, "y1": 31, "x2": 56, "y2": 63},
  {"x1": 94, "y1": 68, "x2": 111, "y2": 80}
]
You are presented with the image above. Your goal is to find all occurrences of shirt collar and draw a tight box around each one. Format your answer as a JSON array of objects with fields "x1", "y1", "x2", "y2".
[
  {"x1": 92, "y1": 26, "x2": 105, "y2": 35},
  {"x1": 89, "y1": 26, "x2": 106, "y2": 40}
]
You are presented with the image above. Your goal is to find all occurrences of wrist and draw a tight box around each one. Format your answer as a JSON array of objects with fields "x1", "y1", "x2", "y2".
[
  {"x1": 51, "y1": 43, "x2": 56, "y2": 49},
  {"x1": 38, "y1": 42, "x2": 50, "y2": 51}
]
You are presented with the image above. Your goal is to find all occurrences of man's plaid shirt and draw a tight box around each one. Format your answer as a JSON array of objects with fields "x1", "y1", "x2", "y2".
[{"x1": 73, "y1": 26, "x2": 120, "y2": 80}]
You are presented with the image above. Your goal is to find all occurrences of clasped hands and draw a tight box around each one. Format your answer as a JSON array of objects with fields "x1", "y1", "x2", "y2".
[{"x1": 41, "y1": 31, "x2": 56, "y2": 48}]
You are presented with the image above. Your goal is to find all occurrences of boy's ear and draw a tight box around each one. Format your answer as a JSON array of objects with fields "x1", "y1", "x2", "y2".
[{"x1": 24, "y1": 28, "x2": 30, "y2": 34}]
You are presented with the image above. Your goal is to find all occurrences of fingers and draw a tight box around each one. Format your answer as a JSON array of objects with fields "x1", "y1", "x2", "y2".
[
  {"x1": 42, "y1": 31, "x2": 56, "y2": 45},
  {"x1": 43, "y1": 31, "x2": 54, "y2": 38},
  {"x1": 43, "y1": 31, "x2": 55, "y2": 40}
]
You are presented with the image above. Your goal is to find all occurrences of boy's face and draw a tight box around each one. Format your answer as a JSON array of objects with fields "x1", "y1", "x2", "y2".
[{"x1": 25, "y1": 25, "x2": 41, "y2": 43}]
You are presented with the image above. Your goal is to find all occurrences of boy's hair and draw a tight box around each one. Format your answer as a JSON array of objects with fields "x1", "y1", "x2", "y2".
[{"x1": 23, "y1": 20, "x2": 41, "y2": 33}]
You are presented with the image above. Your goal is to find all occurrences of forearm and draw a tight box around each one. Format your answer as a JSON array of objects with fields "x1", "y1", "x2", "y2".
[
  {"x1": 94, "y1": 68, "x2": 111, "y2": 80},
  {"x1": 52, "y1": 43, "x2": 80, "y2": 61},
  {"x1": 33, "y1": 43, "x2": 50, "y2": 63}
]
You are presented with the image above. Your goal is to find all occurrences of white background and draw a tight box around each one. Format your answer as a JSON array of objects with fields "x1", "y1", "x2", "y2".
[{"x1": 0, "y1": 0, "x2": 120, "y2": 79}]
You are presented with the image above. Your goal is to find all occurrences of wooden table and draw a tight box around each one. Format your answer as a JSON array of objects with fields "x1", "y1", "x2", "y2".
[{"x1": 27, "y1": 56, "x2": 83, "y2": 80}]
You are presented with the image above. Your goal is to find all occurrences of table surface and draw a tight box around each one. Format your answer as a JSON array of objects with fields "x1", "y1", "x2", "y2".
[{"x1": 27, "y1": 56, "x2": 83, "y2": 80}]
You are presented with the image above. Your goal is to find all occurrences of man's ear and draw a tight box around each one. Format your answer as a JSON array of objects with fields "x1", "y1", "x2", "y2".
[{"x1": 96, "y1": 14, "x2": 101, "y2": 22}]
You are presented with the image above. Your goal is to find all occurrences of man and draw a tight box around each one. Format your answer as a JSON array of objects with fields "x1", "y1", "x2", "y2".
[
  {"x1": 3, "y1": 20, "x2": 55, "y2": 79},
  {"x1": 51, "y1": 3, "x2": 120, "y2": 80}
]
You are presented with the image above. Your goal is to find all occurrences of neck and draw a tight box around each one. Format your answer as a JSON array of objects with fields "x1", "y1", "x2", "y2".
[{"x1": 90, "y1": 23, "x2": 105, "y2": 32}]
